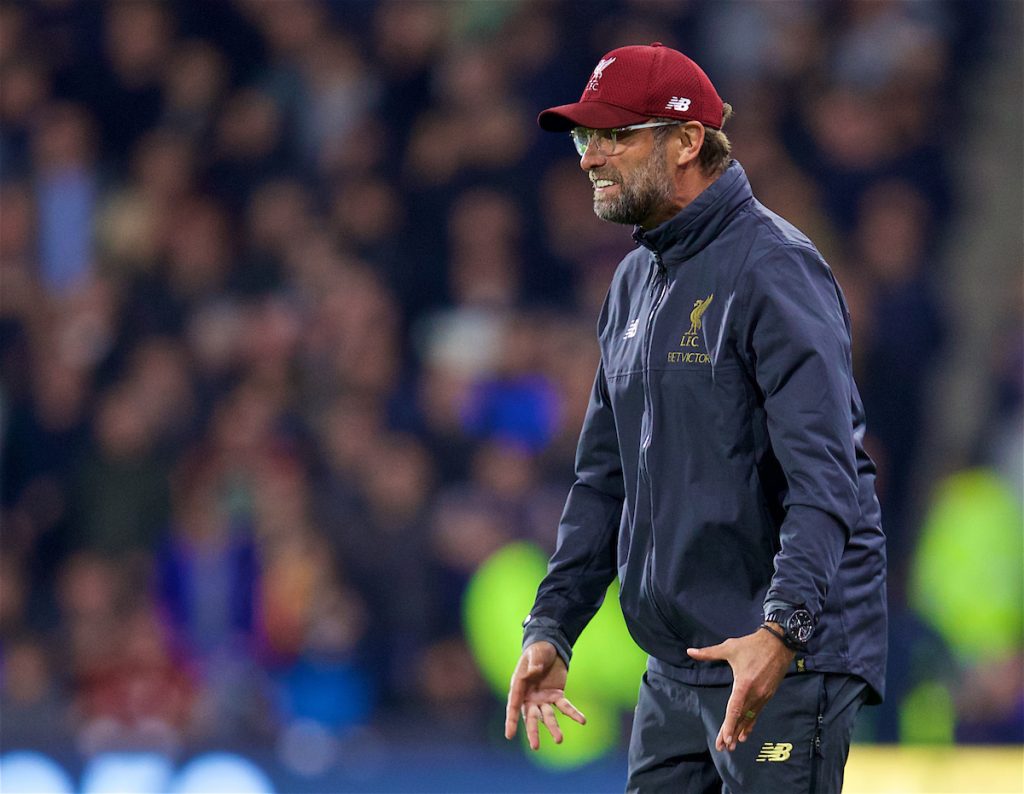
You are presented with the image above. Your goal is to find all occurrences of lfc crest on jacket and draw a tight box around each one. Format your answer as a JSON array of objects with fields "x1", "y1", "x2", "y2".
[{"x1": 669, "y1": 293, "x2": 713, "y2": 364}]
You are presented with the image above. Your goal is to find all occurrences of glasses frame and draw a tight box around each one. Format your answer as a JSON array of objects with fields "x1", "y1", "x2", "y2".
[{"x1": 570, "y1": 120, "x2": 681, "y2": 157}]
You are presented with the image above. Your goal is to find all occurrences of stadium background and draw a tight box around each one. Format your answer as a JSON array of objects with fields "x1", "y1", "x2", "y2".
[{"x1": 0, "y1": 0, "x2": 1021, "y2": 791}]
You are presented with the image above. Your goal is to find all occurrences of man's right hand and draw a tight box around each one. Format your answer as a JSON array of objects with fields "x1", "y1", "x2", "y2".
[{"x1": 504, "y1": 641, "x2": 587, "y2": 750}]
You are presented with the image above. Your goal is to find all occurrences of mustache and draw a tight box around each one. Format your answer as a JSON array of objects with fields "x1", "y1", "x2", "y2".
[{"x1": 590, "y1": 168, "x2": 621, "y2": 183}]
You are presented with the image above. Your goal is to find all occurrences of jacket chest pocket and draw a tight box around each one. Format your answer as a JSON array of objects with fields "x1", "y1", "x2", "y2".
[{"x1": 653, "y1": 362, "x2": 756, "y2": 460}]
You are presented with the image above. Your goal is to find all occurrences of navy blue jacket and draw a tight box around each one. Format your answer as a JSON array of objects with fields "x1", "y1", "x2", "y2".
[{"x1": 523, "y1": 162, "x2": 887, "y2": 701}]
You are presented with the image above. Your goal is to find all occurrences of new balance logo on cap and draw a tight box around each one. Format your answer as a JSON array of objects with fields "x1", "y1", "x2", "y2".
[
  {"x1": 755, "y1": 742, "x2": 793, "y2": 762},
  {"x1": 665, "y1": 96, "x2": 692, "y2": 111}
]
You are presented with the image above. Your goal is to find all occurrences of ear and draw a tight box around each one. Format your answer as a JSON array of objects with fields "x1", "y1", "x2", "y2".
[{"x1": 675, "y1": 122, "x2": 705, "y2": 167}]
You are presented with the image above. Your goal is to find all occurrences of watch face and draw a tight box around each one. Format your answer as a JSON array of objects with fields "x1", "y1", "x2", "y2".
[{"x1": 789, "y1": 609, "x2": 814, "y2": 643}]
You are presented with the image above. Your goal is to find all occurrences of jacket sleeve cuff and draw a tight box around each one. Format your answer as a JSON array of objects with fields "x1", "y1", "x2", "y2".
[
  {"x1": 522, "y1": 616, "x2": 573, "y2": 669},
  {"x1": 762, "y1": 598, "x2": 805, "y2": 619}
]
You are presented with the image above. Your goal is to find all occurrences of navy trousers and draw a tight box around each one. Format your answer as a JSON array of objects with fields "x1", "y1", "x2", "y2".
[{"x1": 626, "y1": 664, "x2": 867, "y2": 793}]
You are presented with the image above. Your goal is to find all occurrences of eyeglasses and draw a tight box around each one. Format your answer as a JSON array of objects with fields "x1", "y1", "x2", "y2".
[{"x1": 570, "y1": 120, "x2": 681, "y2": 157}]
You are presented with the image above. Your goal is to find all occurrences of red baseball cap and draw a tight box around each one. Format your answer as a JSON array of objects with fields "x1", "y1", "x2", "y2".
[{"x1": 538, "y1": 43, "x2": 724, "y2": 132}]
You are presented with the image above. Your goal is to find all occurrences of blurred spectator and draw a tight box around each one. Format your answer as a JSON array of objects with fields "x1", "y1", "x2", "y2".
[
  {"x1": 161, "y1": 39, "x2": 229, "y2": 140},
  {"x1": 74, "y1": 604, "x2": 194, "y2": 755},
  {"x1": 0, "y1": 54, "x2": 51, "y2": 176},
  {"x1": 317, "y1": 432, "x2": 435, "y2": 711},
  {"x1": 53, "y1": 553, "x2": 191, "y2": 754},
  {"x1": 0, "y1": 554, "x2": 28, "y2": 639},
  {"x1": 447, "y1": 188, "x2": 525, "y2": 309},
  {"x1": 73, "y1": 381, "x2": 172, "y2": 554},
  {"x1": 0, "y1": 635, "x2": 69, "y2": 748},
  {"x1": 297, "y1": 32, "x2": 379, "y2": 171},
  {"x1": 239, "y1": 178, "x2": 314, "y2": 295},
  {"x1": 157, "y1": 451, "x2": 258, "y2": 663},
  {"x1": 207, "y1": 88, "x2": 289, "y2": 212},
  {"x1": 94, "y1": 128, "x2": 197, "y2": 310},
  {"x1": 461, "y1": 313, "x2": 561, "y2": 451},
  {"x1": 854, "y1": 180, "x2": 945, "y2": 559},
  {"x1": 831, "y1": 1, "x2": 948, "y2": 91},
  {"x1": 60, "y1": 0, "x2": 172, "y2": 165},
  {"x1": 31, "y1": 102, "x2": 98, "y2": 295}
]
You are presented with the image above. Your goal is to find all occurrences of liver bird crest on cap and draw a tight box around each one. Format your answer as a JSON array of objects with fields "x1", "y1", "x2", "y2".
[{"x1": 588, "y1": 57, "x2": 616, "y2": 91}]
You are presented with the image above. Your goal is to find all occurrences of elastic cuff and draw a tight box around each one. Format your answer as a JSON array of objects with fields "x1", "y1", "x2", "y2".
[
  {"x1": 762, "y1": 598, "x2": 802, "y2": 620},
  {"x1": 522, "y1": 617, "x2": 573, "y2": 668}
]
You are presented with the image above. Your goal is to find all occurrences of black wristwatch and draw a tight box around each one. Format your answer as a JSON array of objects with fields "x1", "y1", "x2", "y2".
[{"x1": 762, "y1": 607, "x2": 815, "y2": 652}]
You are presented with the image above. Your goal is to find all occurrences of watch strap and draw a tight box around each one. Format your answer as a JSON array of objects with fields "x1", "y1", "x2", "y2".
[{"x1": 759, "y1": 620, "x2": 806, "y2": 652}]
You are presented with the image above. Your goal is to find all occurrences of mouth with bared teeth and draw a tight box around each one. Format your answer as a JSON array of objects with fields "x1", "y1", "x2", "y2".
[{"x1": 590, "y1": 172, "x2": 620, "y2": 196}]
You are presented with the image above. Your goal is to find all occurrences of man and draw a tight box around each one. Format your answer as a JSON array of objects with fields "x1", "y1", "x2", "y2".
[{"x1": 504, "y1": 43, "x2": 887, "y2": 793}]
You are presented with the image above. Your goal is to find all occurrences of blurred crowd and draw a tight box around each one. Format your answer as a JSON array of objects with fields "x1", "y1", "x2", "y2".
[{"x1": 1, "y1": 0, "x2": 1020, "y2": 773}]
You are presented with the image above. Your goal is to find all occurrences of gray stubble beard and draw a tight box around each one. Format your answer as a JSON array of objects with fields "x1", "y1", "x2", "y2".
[{"x1": 592, "y1": 139, "x2": 674, "y2": 226}]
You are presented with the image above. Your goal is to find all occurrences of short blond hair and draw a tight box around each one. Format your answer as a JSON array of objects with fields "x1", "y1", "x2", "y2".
[
  {"x1": 698, "y1": 102, "x2": 733, "y2": 177},
  {"x1": 653, "y1": 103, "x2": 733, "y2": 177}
]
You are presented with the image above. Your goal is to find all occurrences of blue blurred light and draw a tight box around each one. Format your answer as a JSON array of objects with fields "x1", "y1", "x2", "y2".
[
  {"x1": 0, "y1": 752, "x2": 75, "y2": 794},
  {"x1": 168, "y1": 753, "x2": 275, "y2": 794},
  {"x1": 80, "y1": 753, "x2": 173, "y2": 794}
]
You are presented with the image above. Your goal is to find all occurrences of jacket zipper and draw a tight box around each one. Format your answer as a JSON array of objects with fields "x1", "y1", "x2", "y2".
[
  {"x1": 639, "y1": 249, "x2": 680, "y2": 641},
  {"x1": 640, "y1": 250, "x2": 667, "y2": 480}
]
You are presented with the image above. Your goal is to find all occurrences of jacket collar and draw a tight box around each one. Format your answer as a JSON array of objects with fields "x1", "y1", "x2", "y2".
[{"x1": 633, "y1": 160, "x2": 752, "y2": 264}]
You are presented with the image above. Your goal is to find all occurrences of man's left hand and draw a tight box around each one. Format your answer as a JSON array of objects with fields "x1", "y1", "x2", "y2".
[{"x1": 687, "y1": 627, "x2": 796, "y2": 752}]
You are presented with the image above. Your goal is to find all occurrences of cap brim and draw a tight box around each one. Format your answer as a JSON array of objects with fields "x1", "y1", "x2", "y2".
[{"x1": 537, "y1": 101, "x2": 652, "y2": 132}]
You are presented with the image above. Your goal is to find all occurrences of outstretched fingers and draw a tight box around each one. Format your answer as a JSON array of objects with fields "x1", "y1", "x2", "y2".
[
  {"x1": 541, "y1": 704, "x2": 563, "y2": 744},
  {"x1": 505, "y1": 676, "x2": 527, "y2": 739},
  {"x1": 524, "y1": 703, "x2": 542, "y2": 750},
  {"x1": 510, "y1": 696, "x2": 586, "y2": 749},
  {"x1": 555, "y1": 696, "x2": 586, "y2": 725}
]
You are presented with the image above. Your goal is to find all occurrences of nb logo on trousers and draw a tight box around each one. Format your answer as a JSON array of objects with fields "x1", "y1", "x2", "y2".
[{"x1": 755, "y1": 742, "x2": 793, "y2": 762}]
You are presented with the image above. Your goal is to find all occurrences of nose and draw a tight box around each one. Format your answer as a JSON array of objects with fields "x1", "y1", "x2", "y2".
[{"x1": 579, "y1": 140, "x2": 607, "y2": 171}]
